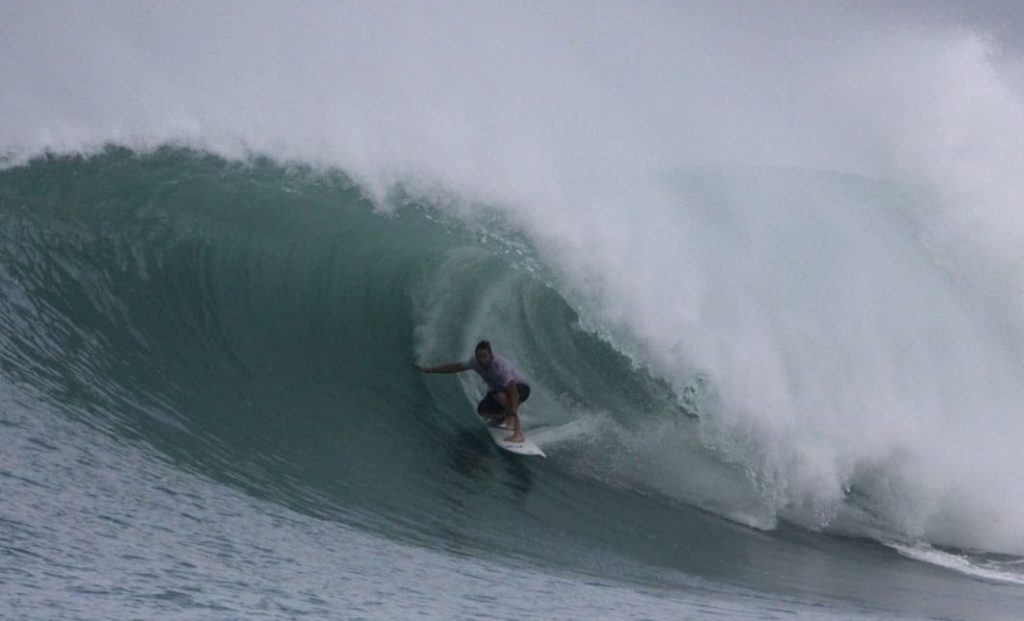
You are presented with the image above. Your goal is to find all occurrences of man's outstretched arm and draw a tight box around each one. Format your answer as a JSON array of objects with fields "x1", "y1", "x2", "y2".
[{"x1": 416, "y1": 362, "x2": 469, "y2": 374}]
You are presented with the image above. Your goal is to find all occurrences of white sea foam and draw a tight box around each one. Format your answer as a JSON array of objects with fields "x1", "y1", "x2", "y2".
[{"x1": 887, "y1": 542, "x2": 1024, "y2": 586}]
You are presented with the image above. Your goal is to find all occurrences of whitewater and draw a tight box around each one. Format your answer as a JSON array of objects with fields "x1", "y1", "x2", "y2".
[{"x1": 3, "y1": 2, "x2": 1024, "y2": 620}]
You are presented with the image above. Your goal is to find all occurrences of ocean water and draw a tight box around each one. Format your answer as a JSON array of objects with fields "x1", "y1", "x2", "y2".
[{"x1": 3, "y1": 3, "x2": 1024, "y2": 620}]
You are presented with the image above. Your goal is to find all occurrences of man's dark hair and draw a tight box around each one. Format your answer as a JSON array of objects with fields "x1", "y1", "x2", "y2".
[{"x1": 475, "y1": 340, "x2": 492, "y2": 354}]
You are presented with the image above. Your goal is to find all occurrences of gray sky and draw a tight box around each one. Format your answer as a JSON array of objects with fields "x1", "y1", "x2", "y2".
[{"x1": 871, "y1": 0, "x2": 1024, "y2": 50}]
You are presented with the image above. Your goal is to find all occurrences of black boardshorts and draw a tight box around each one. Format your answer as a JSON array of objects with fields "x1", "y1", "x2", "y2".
[{"x1": 476, "y1": 383, "x2": 531, "y2": 416}]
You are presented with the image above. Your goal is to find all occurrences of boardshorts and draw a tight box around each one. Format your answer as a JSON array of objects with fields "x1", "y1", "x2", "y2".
[{"x1": 476, "y1": 383, "x2": 531, "y2": 416}]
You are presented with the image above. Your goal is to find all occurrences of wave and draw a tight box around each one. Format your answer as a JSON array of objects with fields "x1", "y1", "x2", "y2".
[
  {"x1": 0, "y1": 148, "x2": 686, "y2": 532},
  {"x1": 3, "y1": 0, "x2": 1024, "y2": 576},
  {"x1": 1, "y1": 147, "x2": 1022, "y2": 581}
]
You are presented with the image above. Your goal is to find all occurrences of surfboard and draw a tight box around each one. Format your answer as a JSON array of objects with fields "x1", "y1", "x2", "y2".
[{"x1": 485, "y1": 423, "x2": 546, "y2": 458}]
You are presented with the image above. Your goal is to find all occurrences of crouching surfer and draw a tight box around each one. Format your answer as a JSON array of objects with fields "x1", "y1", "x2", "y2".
[{"x1": 416, "y1": 340, "x2": 531, "y2": 443}]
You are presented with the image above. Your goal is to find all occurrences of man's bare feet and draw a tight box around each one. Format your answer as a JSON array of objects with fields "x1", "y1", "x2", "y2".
[{"x1": 504, "y1": 433, "x2": 525, "y2": 443}]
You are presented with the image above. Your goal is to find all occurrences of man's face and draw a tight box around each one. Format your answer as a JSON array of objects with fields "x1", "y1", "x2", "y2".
[{"x1": 475, "y1": 349, "x2": 493, "y2": 368}]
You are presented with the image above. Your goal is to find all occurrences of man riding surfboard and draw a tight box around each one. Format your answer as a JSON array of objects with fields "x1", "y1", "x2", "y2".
[{"x1": 417, "y1": 340, "x2": 531, "y2": 443}]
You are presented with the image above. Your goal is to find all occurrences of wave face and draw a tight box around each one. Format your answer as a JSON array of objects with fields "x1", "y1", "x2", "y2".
[
  {"x1": 1, "y1": 148, "x2": 1023, "y2": 608},
  {"x1": 0, "y1": 147, "x2": 667, "y2": 527},
  {"x1": 4, "y1": 3, "x2": 1024, "y2": 617}
]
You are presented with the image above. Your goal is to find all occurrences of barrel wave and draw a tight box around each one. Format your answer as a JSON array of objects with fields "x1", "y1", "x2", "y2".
[
  {"x1": 5, "y1": 2, "x2": 1024, "y2": 618},
  {"x1": 3, "y1": 147, "x2": 1024, "y2": 620},
  {"x1": 0, "y1": 147, "x2": 686, "y2": 542}
]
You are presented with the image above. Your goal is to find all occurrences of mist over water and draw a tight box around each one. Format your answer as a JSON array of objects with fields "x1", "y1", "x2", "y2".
[{"x1": 3, "y1": 0, "x2": 1024, "y2": 561}]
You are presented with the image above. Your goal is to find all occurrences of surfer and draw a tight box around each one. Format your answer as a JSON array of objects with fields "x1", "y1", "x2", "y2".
[{"x1": 416, "y1": 340, "x2": 531, "y2": 443}]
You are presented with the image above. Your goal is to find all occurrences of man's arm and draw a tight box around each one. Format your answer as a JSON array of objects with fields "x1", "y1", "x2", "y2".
[{"x1": 416, "y1": 362, "x2": 469, "y2": 374}]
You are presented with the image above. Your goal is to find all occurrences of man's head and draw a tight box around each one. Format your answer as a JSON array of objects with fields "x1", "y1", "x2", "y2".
[{"x1": 474, "y1": 340, "x2": 493, "y2": 368}]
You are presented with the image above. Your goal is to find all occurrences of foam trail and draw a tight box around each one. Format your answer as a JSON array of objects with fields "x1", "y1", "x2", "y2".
[
  {"x1": 887, "y1": 542, "x2": 1024, "y2": 586},
  {"x1": 3, "y1": 2, "x2": 1024, "y2": 554}
]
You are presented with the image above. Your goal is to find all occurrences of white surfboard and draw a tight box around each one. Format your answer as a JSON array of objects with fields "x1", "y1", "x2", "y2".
[{"x1": 485, "y1": 423, "x2": 546, "y2": 458}]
